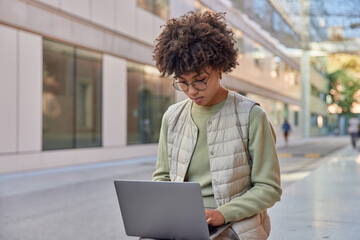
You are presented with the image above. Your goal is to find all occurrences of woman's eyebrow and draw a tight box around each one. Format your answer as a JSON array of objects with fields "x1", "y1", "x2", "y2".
[{"x1": 177, "y1": 72, "x2": 207, "y2": 80}]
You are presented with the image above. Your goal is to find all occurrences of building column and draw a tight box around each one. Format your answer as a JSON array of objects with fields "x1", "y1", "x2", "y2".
[
  {"x1": 18, "y1": 31, "x2": 42, "y2": 152},
  {"x1": 102, "y1": 55, "x2": 127, "y2": 147},
  {"x1": 0, "y1": 25, "x2": 17, "y2": 153},
  {"x1": 301, "y1": 0, "x2": 311, "y2": 137}
]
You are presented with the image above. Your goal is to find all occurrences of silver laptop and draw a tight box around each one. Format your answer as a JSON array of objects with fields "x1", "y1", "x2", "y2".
[{"x1": 114, "y1": 180, "x2": 229, "y2": 240}]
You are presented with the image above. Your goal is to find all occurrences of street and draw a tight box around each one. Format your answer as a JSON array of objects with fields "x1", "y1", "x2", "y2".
[{"x1": 0, "y1": 136, "x2": 350, "y2": 240}]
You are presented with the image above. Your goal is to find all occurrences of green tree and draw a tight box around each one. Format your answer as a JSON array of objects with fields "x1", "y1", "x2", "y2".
[{"x1": 327, "y1": 69, "x2": 360, "y2": 114}]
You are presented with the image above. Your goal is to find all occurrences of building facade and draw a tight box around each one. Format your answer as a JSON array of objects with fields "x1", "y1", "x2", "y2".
[{"x1": 0, "y1": 0, "x2": 327, "y2": 174}]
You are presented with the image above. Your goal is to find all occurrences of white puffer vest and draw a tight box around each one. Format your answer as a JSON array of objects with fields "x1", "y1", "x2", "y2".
[{"x1": 166, "y1": 91, "x2": 270, "y2": 239}]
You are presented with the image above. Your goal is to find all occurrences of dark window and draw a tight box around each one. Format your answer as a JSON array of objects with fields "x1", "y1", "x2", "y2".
[
  {"x1": 311, "y1": 114, "x2": 318, "y2": 126},
  {"x1": 294, "y1": 111, "x2": 299, "y2": 126},
  {"x1": 284, "y1": 104, "x2": 289, "y2": 120},
  {"x1": 43, "y1": 39, "x2": 102, "y2": 150},
  {"x1": 127, "y1": 62, "x2": 174, "y2": 144},
  {"x1": 311, "y1": 85, "x2": 320, "y2": 97},
  {"x1": 137, "y1": 0, "x2": 169, "y2": 19}
]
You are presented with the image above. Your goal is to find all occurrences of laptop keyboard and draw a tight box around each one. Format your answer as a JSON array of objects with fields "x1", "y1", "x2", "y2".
[{"x1": 208, "y1": 225, "x2": 219, "y2": 236}]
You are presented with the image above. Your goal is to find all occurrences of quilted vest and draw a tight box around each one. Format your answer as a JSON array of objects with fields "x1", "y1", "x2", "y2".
[{"x1": 166, "y1": 91, "x2": 271, "y2": 239}]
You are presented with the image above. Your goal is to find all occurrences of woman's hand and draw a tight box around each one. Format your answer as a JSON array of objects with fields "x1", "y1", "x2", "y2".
[{"x1": 205, "y1": 209, "x2": 225, "y2": 226}]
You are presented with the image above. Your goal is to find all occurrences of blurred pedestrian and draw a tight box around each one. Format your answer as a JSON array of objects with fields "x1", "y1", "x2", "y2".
[
  {"x1": 348, "y1": 115, "x2": 359, "y2": 149},
  {"x1": 151, "y1": 11, "x2": 281, "y2": 240},
  {"x1": 282, "y1": 119, "x2": 291, "y2": 146}
]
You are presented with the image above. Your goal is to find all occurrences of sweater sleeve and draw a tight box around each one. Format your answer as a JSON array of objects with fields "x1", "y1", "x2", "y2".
[
  {"x1": 152, "y1": 111, "x2": 171, "y2": 182},
  {"x1": 217, "y1": 105, "x2": 282, "y2": 223}
]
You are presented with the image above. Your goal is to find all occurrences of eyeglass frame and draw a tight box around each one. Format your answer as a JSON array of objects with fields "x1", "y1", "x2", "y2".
[{"x1": 172, "y1": 70, "x2": 213, "y2": 91}]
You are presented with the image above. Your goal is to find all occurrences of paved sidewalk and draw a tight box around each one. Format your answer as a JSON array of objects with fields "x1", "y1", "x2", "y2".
[
  {"x1": 0, "y1": 136, "x2": 355, "y2": 240},
  {"x1": 268, "y1": 145, "x2": 360, "y2": 240},
  {"x1": 0, "y1": 156, "x2": 157, "y2": 240}
]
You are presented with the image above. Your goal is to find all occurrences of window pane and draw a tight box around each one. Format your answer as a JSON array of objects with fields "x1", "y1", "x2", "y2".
[
  {"x1": 127, "y1": 62, "x2": 144, "y2": 144},
  {"x1": 271, "y1": 56, "x2": 281, "y2": 78},
  {"x1": 75, "y1": 49, "x2": 102, "y2": 148},
  {"x1": 253, "y1": 42, "x2": 265, "y2": 69},
  {"x1": 127, "y1": 61, "x2": 174, "y2": 144},
  {"x1": 143, "y1": 66, "x2": 163, "y2": 143},
  {"x1": 43, "y1": 40, "x2": 75, "y2": 150},
  {"x1": 233, "y1": 28, "x2": 244, "y2": 54},
  {"x1": 137, "y1": 0, "x2": 168, "y2": 19},
  {"x1": 137, "y1": 0, "x2": 155, "y2": 12},
  {"x1": 155, "y1": 0, "x2": 169, "y2": 19},
  {"x1": 283, "y1": 104, "x2": 289, "y2": 120},
  {"x1": 159, "y1": 73, "x2": 175, "y2": 129},
  {"x1": 294, "y1": 111, "x2": 299, "y2": 126}
]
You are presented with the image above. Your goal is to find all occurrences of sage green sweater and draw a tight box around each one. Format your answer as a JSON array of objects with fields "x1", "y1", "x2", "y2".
[{"x1": 153, "y1": 100, "x2": 282, "y2": 223}]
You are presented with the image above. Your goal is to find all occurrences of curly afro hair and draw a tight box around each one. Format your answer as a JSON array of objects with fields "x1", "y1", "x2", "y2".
[{"x1": 153, "y1": 11, "x2": 238, "y2": 77}]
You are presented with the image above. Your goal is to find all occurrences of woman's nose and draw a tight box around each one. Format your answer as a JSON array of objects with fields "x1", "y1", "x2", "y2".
[{"x1": 188, "y1": 84, "x2": 199, "y2": 95}]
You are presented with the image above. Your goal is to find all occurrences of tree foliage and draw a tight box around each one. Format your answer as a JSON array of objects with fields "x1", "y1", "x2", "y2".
[{"x1": 327, "y1": 69, "x2": 360, "y2": 114}]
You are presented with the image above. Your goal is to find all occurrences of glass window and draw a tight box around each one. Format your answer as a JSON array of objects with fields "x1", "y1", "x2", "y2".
[
  {"x1": 195, "y1": 0, "x2": 212, "y2": 12},
  {"x1": 233, "y1": 28, "x2": 244, "y2": 54},
  {"x1": 137, "y1": 0, "x2": 169, "y2": 19},
  {"x1": 272, "y1": 11, "x2": 282, "y2": 32},
  {"x1": 43, "y1": 40, "x2": 75, "y2": 150},
  {"x1": 271, "y1": 56, "x2": 281, "y2": 78},
  {"x1": 127, "y1": 62, "x2": 144, "y2": 144},
  {"x1": 253, "y1": 42, "x2": 265, "y2": 69},
  {"x1": 252, "y1": 0, "x2": 269, "y2": 21},
  {"x1": 284, "y1": 104, "x2": 289, "y2": 120},
  {"x1": 43, "y1": 39, "x2": 102, "y2": 150},
  {"x1": 75, "y1": 49, "x2": 102, "y2": 148},
  {"x1": 154, "y1": 0, "x2": 169, "y2": 19},
  {"x1": 285, "y1": 65, "x2": 299, "y2": 86},
  {"x1": 137, "y1": 0, "x2": 154, "y2": 12},
  {"x1": 311, "y1": 114, "x2": 318, "y2": 126},
  {"x1": 294, "y1": 111, "x2": 299, "y2": 126},
  {"x1": 127, "y1": 61, "x2": 174, "y2": 144}
]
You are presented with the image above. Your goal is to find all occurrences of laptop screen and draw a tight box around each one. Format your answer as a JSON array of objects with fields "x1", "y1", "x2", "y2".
[{"x1": 114, "y1": 180, "x2": 212, "y2": 240}]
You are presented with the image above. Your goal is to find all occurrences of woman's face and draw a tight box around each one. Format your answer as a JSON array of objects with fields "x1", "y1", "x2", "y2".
[{"x1": 175, "y1": 66, "x2": 227, "y2": 106}]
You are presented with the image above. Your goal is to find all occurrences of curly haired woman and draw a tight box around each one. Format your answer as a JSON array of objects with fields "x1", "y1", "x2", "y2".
[{"x1": 152, "y1": 11, "x2": 282, "y2": 240}]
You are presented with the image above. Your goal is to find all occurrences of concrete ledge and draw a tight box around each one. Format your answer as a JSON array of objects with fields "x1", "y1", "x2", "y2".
[{"x1": 0, "y1": 144, "x2": 158, "y2": 174}]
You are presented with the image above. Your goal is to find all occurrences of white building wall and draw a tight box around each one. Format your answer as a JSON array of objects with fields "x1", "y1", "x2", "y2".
[
  {"x1": 91, "y1": 0, "x2": 115, "y2": 29},
  {"x1": 114, "y1": 0, "x2": 137, "y2": 37},
  {"x1": 311, "y1": 67, "x2": 328, "y2": 93},
  {"x1": 61, "y1": 0, "x2": 91, "y2": 19},
  {"x1": 35, "y1": 0, "x2": 163, "y2": 46},
  {"x1": 0, "y1": 25, "x2": 17, "y2": 153},
  {"x1": 169, "y1": 0, "x2": 195, "y2": 18},
  {"x1": 154, "y1": 17, "x2": 164, "y2": 42},
  {"x1": 137, "y1": 8, "x2": 158, "y2": 45},
  {"x1": 18, "y1": 31, "x2": 42, "y2": 152},
  {"x1": 102, "y1": 54, "x2": 127, "y2": 147},
  {"x1": 310, "y1": 96, "x2": 328, "y2": 115},
  {"x1": 35, "y1": 0, "x2": 60, "y2": 8}
]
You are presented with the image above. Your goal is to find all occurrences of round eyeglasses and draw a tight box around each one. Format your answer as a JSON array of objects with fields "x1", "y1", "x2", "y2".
[{"x1": 172, "y1": 71, "x2": 213, "y2": 91}]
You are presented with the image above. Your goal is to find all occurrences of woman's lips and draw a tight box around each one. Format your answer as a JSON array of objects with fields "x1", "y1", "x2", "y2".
[{"x1": 193, "y1": 97, "x2": 203, "y2": 103}]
